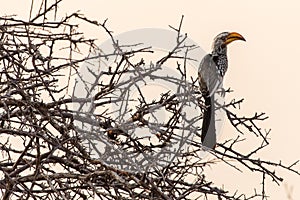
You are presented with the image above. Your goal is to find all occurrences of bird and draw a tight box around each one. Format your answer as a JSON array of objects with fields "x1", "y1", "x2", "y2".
[{"x1": 198, "y1": 32, "x2": 246, "y2": 149}]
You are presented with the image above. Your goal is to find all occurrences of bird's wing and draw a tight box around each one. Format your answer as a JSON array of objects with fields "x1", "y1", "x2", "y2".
[
  {"x1": 198, "y1": 54, "x2": 220, "y2": 149},
  {"x1": 198, "y1": 54, "x2": 222, "y2": 97}
]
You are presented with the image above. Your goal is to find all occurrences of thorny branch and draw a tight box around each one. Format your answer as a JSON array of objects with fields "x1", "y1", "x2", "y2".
[{"x1": 0, "y1": 1, "x2": 298, "y2": 200}]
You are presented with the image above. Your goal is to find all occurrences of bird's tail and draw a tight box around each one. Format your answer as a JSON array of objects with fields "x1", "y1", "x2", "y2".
[{"x1": 201, "y1": 94, "x2": 216, "y2": 149}]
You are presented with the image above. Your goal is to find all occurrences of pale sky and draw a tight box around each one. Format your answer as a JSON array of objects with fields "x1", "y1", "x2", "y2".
[{"x1": 1, "y1": 0, "x2": 299, "y2": 199}]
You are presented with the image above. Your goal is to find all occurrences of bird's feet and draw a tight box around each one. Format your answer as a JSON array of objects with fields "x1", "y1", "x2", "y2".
[{"x1": 216, "y1": 88, "x2": 226, "y2": 97}]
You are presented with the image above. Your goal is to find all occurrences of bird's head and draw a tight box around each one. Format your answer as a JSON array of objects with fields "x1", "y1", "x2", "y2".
[{"x1": 212, "y1": 32, "x2": 246, "y2": 54}]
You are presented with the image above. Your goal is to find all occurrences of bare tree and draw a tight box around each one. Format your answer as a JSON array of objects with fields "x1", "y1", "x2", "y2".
[{"x1": 0, "y1": 1, "x2": 299, "y2": 199}]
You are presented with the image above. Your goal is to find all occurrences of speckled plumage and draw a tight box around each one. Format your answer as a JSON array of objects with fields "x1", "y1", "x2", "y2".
[{"x1": 214, "y1": 54, "x2": 228, "y2": 77}]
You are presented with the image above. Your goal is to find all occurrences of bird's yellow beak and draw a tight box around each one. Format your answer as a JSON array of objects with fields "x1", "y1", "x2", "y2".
[{"x1": 225, "y1": 32, "x2": 246, "y2": 45}]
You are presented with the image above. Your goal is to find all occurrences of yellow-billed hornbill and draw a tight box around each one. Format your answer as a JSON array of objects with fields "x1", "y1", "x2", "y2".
[{"x1": 198, "y1": 32, "x2": 245, "y2": 148}]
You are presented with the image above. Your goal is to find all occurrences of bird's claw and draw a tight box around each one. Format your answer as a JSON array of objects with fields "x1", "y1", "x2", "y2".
[{"x1": 216, "y1": 88, "x2": 226, "y2": 97}]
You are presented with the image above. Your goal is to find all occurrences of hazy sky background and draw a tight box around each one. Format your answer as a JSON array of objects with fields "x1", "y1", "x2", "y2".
[{"x1": 1, "y1": 0, "x2": 299, "y2": 199}]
